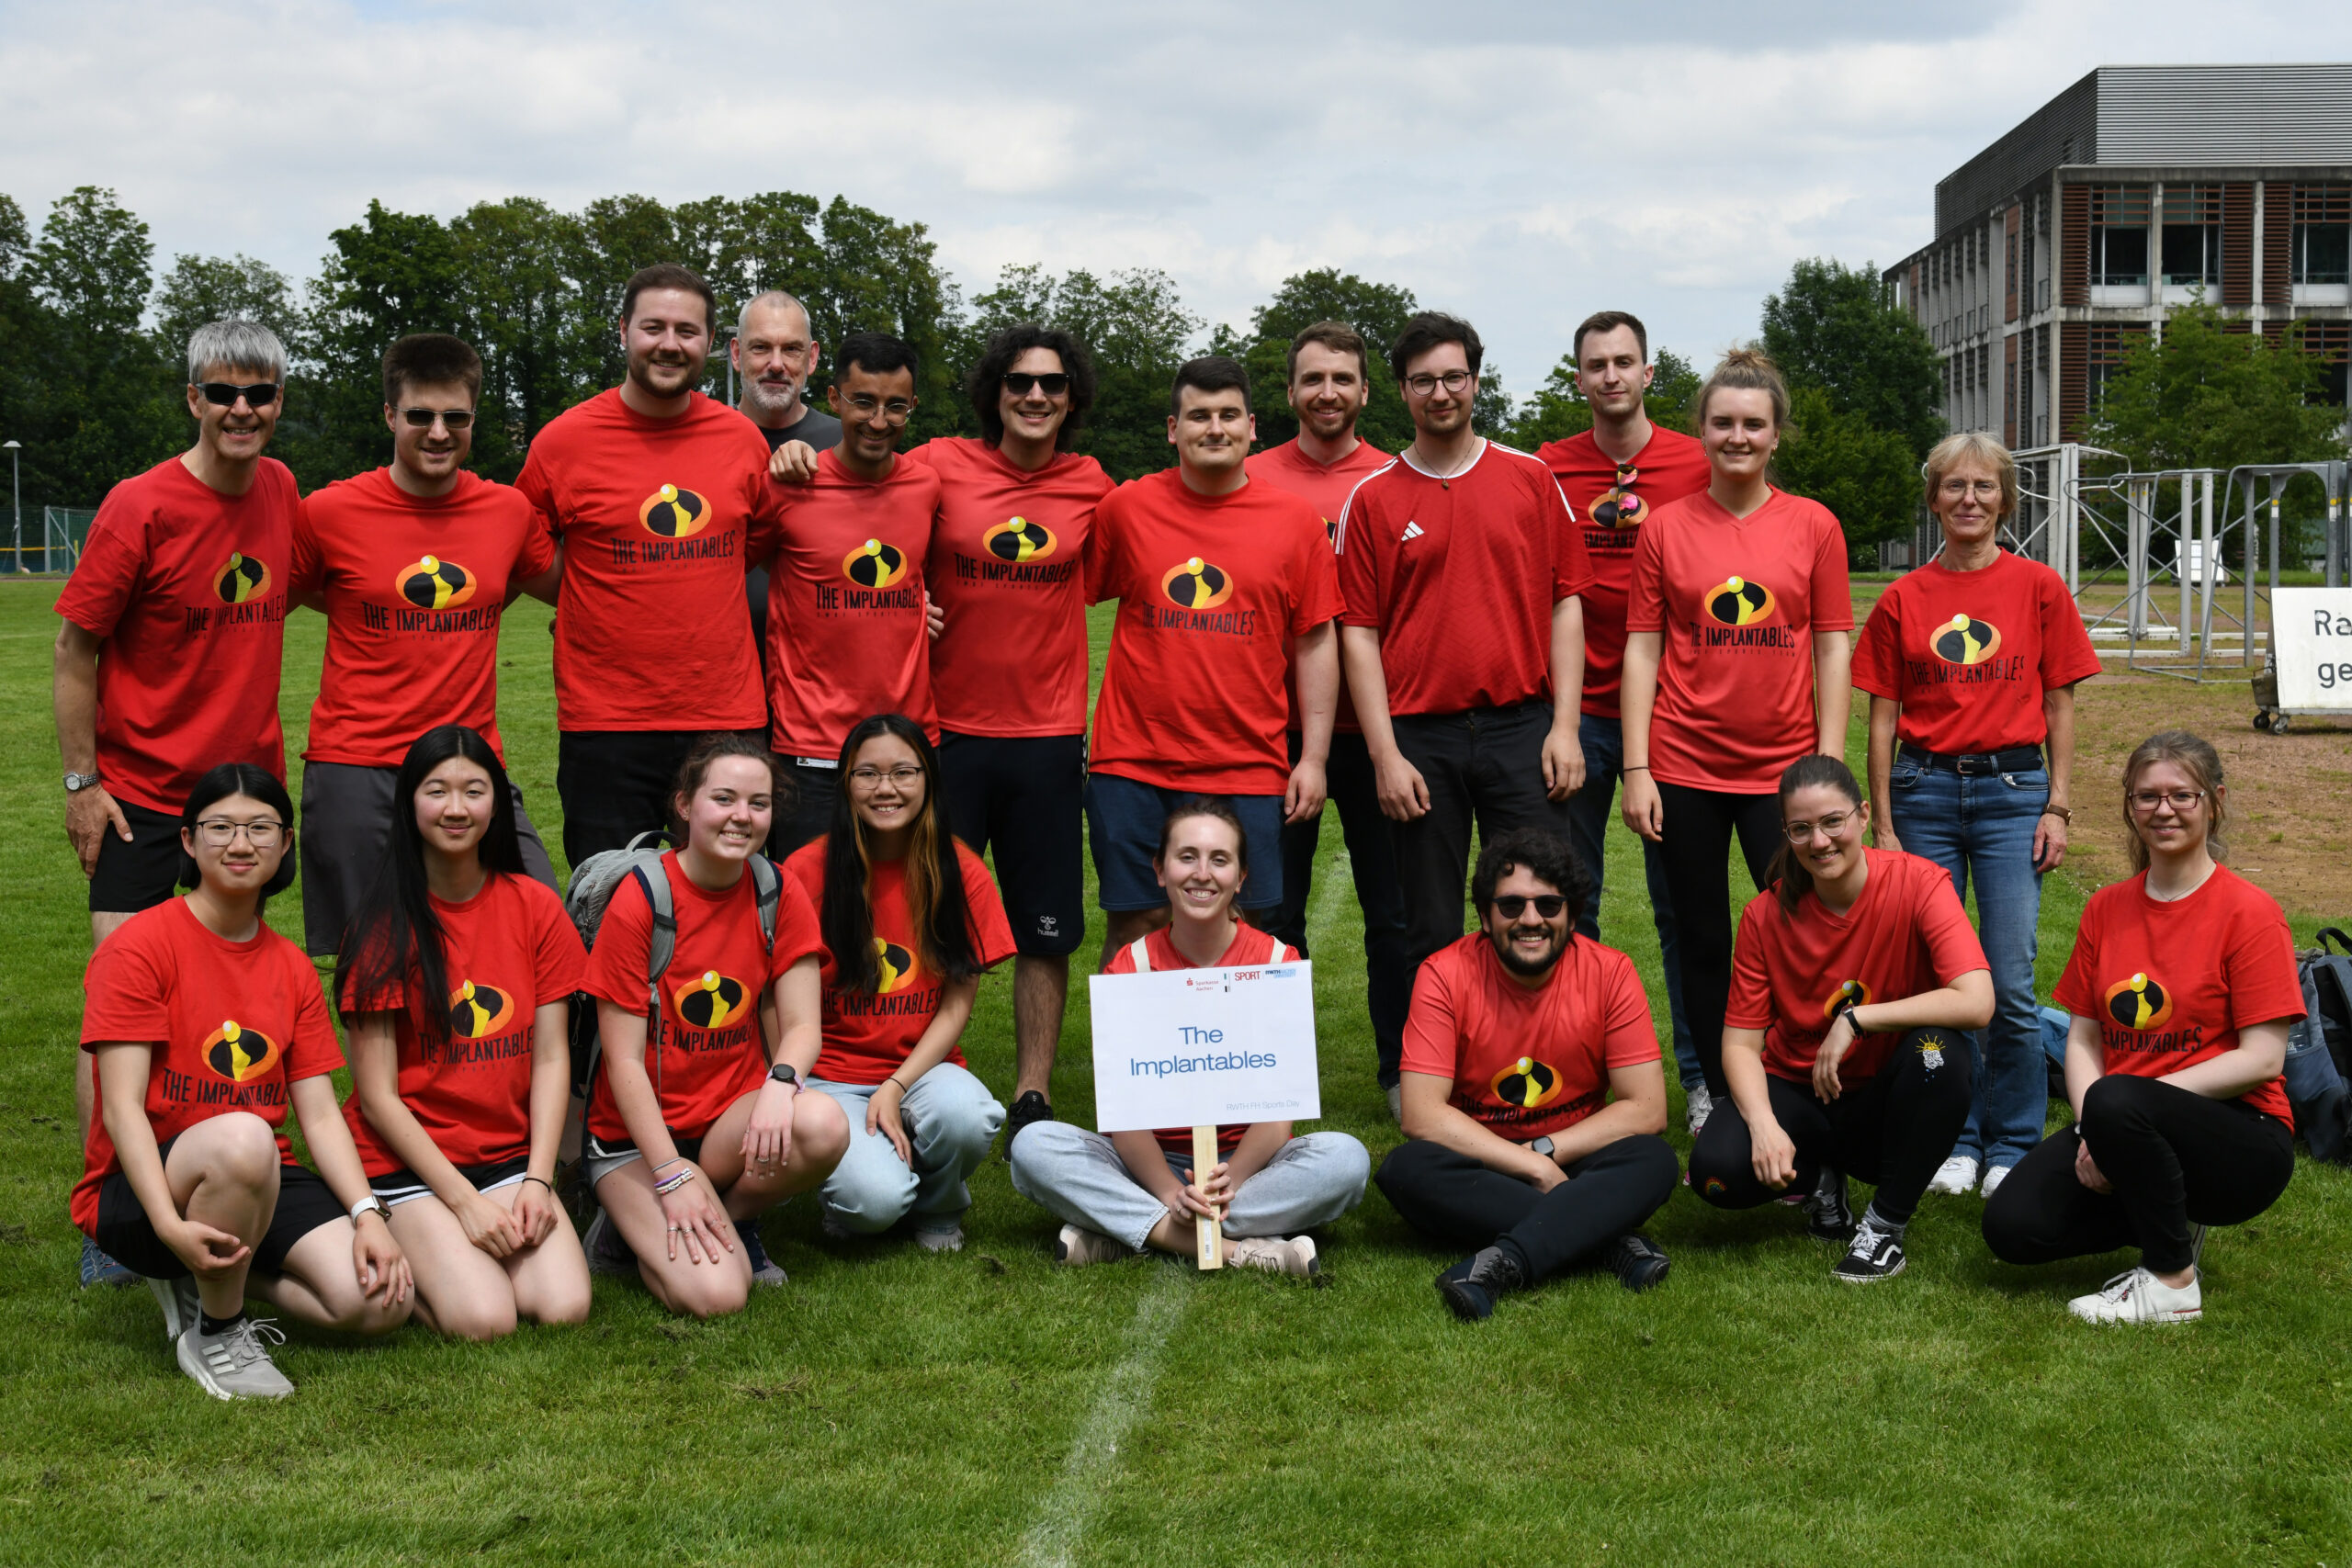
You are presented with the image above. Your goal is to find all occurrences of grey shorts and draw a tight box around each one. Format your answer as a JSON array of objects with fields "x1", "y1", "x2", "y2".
[
  {"x1": 582, "y1": 1132, "x2": 702, "y2": 1191},
  {"x1": 300, "y1": 761, "x2": 558, "y2": 958}
]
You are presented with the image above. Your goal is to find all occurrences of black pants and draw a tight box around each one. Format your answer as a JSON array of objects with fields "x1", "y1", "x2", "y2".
[
  {"x1": 771, "y1": 758, "x2": 841, "y2": 858},
  {"x1": 1687, "y1": 1029, "x2": 1973, "y2": 1227},
  {"x1": 1982, "y1": 1075, "x2": 2292, "y2": 1275},
  {"x1": 1375, "y1": 1134, "x2": 1679, "y2": 1281},
  {"x1": 1272, "y1": 731, "x2": 1412, "y2": 1086},
  {"x1": 556, "y1": 728, "x2": 768, "y2": 867},
  {"x1": 1390, "y1": 703, "x2": 1575, "y2": 972},
  {"x1": 1653, "y1": 781, "x2": 1782, "y2": 1098}
]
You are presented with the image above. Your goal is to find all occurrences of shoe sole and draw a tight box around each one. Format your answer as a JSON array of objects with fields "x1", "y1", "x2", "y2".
[
  {"x1": 1618, "y1": 1258, "x2": 1670, "y2": 1292},
  {"x1": 2072, "y1": 1306, "x2": 2200, "y2": 1325},
  {"x1": 1435, "y1": 1278, "x2": 1493, "y2": 1322},
  {"x1": 1834, "y1": 1255, "x2": 1907, "y2": 1283}
]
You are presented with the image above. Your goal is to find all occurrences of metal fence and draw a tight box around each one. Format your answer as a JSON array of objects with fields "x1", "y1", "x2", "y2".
[{"x1": 2, "y1": 506, "x2": 96, "y2": 575}]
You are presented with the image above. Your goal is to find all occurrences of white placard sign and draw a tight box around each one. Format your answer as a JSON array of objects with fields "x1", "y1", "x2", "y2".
[
  {"x1": 1088, "y1": 960, "x2": 1319, "y2": 1133},
  {"x1": 2274, "y1": 589, "x2": 2352, "y2": 713}
]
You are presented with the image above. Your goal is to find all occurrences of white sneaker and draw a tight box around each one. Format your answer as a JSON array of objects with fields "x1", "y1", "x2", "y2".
[
  {"x1": 1053, "y1": 1224, "x2": 1127, "y2": 1267},
  {"x1": 912, "y1": 1220, "x2": 965, "y2": 1253},
  {"x1": 2069, "y1": 1267, "x2": 2202, "y2": 1325},
  {"x1": 1684, "y1": 1083, "x2": 1713, "y2": 1137},
  {"x1": 1227, "y1": 1235, "x2": 1318, "y2": 1277},
  {"x1": 1978, "y1": 1163, "x2": 2012, "y2": 1199},
  {"x1": 1928, "y1": 1156, "x2": 1981, "y2": 1196},
  {"x1": 176, "y1": 1315, "x2": 296, "y2": 1400},
  {"x1": 1385, "y1": 1084, "x2": 1403, "y2": 1124}
]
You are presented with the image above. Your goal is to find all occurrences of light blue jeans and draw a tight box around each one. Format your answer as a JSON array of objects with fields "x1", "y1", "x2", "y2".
[
  {"x1": 1889, "y1": 758, "x2": 2051, "y2": 1170},
  {"x1": 808, "y1": 1064, "x2": 1004, "y2": 1234},
  {"x1": 1006, "y1": 1122, "x2": 1370, "y2": 1252}
]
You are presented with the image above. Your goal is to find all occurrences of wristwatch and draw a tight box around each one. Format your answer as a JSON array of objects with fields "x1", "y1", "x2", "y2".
[
  {"x1": 1530, "y1": 1135, "x2": 1556, "y2": 1158},
  {"x1": 349, "y1": 1194, "x2": 389, "y2": 1224},
  {"x1": 2042, "y1": 804, "x2": 2073, "y2": 822},
  {"x1": 63, "y1": 773, "x2": 99, "y2": 793},
  {"x1": 767, "y1": 1062, "x2": 801, "y2": 1090}
]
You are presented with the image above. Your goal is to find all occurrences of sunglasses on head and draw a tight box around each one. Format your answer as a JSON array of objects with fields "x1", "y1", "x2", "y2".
[
  {"x1": 1002, "y1": 371, "x2": 1071, "y2": 397},
  {"x1": 398, "y1": 408, "x2": 476, "y2": 430},
  {"x1": 197, "y1": 381, "x2": 281, "y2": 409},
  {"x1": 1491, "y1": 894, "x2": 1566, "y2": 919}
]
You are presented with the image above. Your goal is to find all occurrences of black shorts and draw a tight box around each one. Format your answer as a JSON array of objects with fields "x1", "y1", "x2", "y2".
[
  {"x1": 556, "y1": 728, "x2": 770, "y2": 868},
  {"x1": 87, "y1": 795, "x2": 187, "y2": 916},
  {"x1": 368, "y1": 1155, "x2": 532, "y2": 1208},
  {"x1": 93, "y1": 1133, "x2": 345, "y2": 1280},
  {"x1": 939, "y1": 731, "x2": 1086, "y2": 956}
]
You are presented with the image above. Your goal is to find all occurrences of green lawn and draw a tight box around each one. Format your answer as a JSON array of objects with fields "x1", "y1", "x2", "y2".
[{"x1": 1, "y1": 579, "x2": 2346, "y2": 1566}]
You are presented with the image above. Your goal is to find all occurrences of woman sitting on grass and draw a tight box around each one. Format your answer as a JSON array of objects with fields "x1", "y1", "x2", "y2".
[
  {"x1": 337, "y1": 726, "x2": 591, "y2": 1339},
  {"x1": 1009, "y1": 797, "x2": 1369, "y2": 1276},
  {"x1": 1686, "y1": 755, "x2": 1992, "y2": 1283},
  {"x1": 76, "y1": 762, "x2": 412, "y2": 1401},
  {"x1": 1984, "y1": 731, "x2": 2301, "y2": 1325},
  {"x1": 579, "y1": 735, "x2": 849, "y2": 1317},
  {"x1": 787, "y1": 715, "x2": 1014, "y2": 1253}
]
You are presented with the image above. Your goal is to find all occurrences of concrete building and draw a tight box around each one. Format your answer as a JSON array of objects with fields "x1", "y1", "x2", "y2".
[{"x1": 1883, "y1": 64, "x2": 2352, "y2": 449}]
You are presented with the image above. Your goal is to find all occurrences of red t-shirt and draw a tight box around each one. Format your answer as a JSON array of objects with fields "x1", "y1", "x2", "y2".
[
  {"x1": 1335, "y1": 441, "x2": 1594, "y2": 717},
  {"x1": 292, "y1": 468, "x2": 557, "y2": 768},
  {"x1": 1103, "y1": 922, "x2": 1299, "y2": 1155},
  {"x1": 1626, "y1": 488, "x2": 1854, "y2": 793},
  {"x1": 54, "y1": 457, "x2": 296, "y2": 814},
  {"x1": 762, "y1": 448, "x2": 941, "y2": 758},
  {"x1": 514, "y1": 389, "x2": 772, "y2": 733},
  {"x1": 73, "y1": 899, "x2": 341, "y2": 1234},
  {"x1": 916, "y1": 437, "x2": 1112, "y2": 738},
  {"x1": 2054, "y1": 866, "x2": 2301, "y2": 1125},
  {"x1": 338, "y1": 873, "x2": 588, "y2": 1175},
  {"x1": 1246, "y1": 437, "x2": 1390, "y2": 735},
  {"x1": 1725, "y1": 849, "x2": 1989, "y2": 1084},
  {"x1": 1400, "y1": 932, "x2": 1657, "y2": 1142},
  {"x1": 785, "y1": 840, "x2": 1016, "y2": 1086},
  {"x1": 582, "y1": 852, "x2": 822, "y2": 1144},
  {"x1": 1851, "y1": 549, "x2": 2103, "y2": 755},
  {"x1": 1537, "y1": 426, "x2": 1711, "y2": 720},
  {"x1": 1089, "y1": 469, "x2": 1345, "y2": 795}
]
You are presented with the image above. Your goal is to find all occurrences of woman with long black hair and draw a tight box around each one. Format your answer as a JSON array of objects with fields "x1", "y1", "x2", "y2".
[{"x1": 337, "y1": 725, "x2": 591, "y2": 1338}]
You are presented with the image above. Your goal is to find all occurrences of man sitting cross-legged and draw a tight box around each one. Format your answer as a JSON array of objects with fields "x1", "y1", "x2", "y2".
[{"x1": 1375, "y1": 827, "x2": 1679, "y2": 1320}]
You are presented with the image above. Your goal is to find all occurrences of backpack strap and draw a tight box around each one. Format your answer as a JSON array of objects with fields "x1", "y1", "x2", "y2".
[
  {"x1": 1126, "y1": 935, "x2": 1155, "y2": 974},
  {"x1": 628, "y1": 859, "x2": 678, "y2": 1102},
  {"x1": 747, "y1": 852, "x2": 782, "y2": 952},
  {"x1": 2318, "y1": 927, "x2": 2352, "y2": 957}
]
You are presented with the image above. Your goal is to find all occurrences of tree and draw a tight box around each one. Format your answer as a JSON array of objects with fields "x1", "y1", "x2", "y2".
[
  {"x1": 1772, "y1": 385, "x2": 1920, "y2": 558},
  {"x1": 806, "y1": 197, "x2": 964, "y2": 445},
  {"x1": 2086, "y1": 301, "x2": 2345, "y2": 471},
  {"x1": 449, "y1": 197, "x2": 578, "y2": 478},
  {"x1": 24, "y1": 187, "x2": 176, "y2": 503},
  {"x1": 152, "y1": 253, "x2": 300, "y2": 357},
  {"x1": 1227, "y1": 269, "x2": 1419, "y2": 454},
  {"x1": 1499, "y1": 344, "x2": 1702, "y2": 451},
  {"x1": 1760, "y1": 258, "x2": 1943, "y2": 458},
  {"x1": 295, "y1": 199, "x2": 468, "y2": 481},
  {"x1": 967, "y1": 264, "x2": 1201, "y2": 479}
]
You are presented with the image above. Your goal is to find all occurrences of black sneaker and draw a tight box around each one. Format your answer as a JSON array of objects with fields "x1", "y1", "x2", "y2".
[
  {"x1": 1804, "y1": 1169, "x2": 1856, "y2": 1242},
  {"x1": 1003, "y1": 1090, "x2": 1055, "y2": 1152},
  {"x1": 1833, "y1": 1218, "x2": 1906, "y2": 1283},
  {"x1": 737, "y1": 1221, "x2": 786, "y2": 1287},
  {"x1": 1601, "y1": 1232, "x2": 1671, "y2": 1292},
  {"x1": 1436, "y1": 1246, "x2": 1526, "y2": 1322},
  {"x1": 582, "y1": 1208, "x2": 637, "y2": 1277}
]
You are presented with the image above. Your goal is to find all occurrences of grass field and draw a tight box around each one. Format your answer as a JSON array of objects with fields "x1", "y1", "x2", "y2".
[{"x1": 2, "y1": 578, "x2": 2349, "y2": 1566}]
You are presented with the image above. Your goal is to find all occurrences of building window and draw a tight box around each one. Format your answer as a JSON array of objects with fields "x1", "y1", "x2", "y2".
[
  {"x1": 2087, "y1": 325, "x2": 2143, "y2": 407},
  {"x1": 2293, "y1": 185, "x2": 2351, "y2": 285},
  {"x1": 2161, "y1": 185, "x2": 2222, "y2": 288},
  {"x1": 2091, "y1": 186, "x2": 2150, "y2": 287}
]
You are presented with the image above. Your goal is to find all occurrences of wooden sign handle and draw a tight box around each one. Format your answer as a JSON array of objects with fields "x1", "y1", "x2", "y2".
[{"x1": 1193, "y1": 1124, "x2": 1221, "y2": 1270}]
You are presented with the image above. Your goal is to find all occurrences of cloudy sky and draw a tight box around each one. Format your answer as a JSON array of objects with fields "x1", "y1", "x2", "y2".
[{"x1": 3, "y1": 1, "x2": 2346, "y2": 394}]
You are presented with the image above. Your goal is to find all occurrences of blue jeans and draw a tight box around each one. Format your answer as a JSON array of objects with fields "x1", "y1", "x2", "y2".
[
  {"x1": 1889, "y1": 759, "x2": 2051, "y2": 1169},
  {"x1": 1007, "y1": 1123, "x2": 1369, "y2": 1252},
  {"x1": 1565, "y1": 712, "x2": 1701, "y2": 1090},
  {"x1": 808, "y1": 1065, "x2": 1005, "y2": 1234}
]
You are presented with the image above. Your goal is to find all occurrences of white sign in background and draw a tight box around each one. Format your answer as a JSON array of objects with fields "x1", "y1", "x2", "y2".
[
  {"x1": 1088, "y1": 961, "x2": 1320, "y2": 1133},
  {"x1": 2272, "y1": 588, "x2": 2352, "y2": 712}
]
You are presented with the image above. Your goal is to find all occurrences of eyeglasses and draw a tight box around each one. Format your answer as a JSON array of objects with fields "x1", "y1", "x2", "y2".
[
  {"x1": 1783, "y1": 809, "x2": 1860, "y2": 843},
  {"x1": 195, "y1": 818, "x2": 285, "y2": 847},
  {"x1": 1490, "y1": 894, "x2": 1566, "y2": 919},
  {"x1": 197, "y1": 382, "x2": 281, "y2": 409},
  {"x1": 1401, "y1": 369, "x2": 1475, "y2": 398},
  {"x1": 398, "y1": 408, "x2": 476, "y2": 430},
  {"x1": 1938, "y1": 479, "x2": 2002, "y2": 501},
  {"x1": 844, "y1": 395, "x2": 914, "y2": 422},
  {"x1": 2129, "y1": 788, "x2": 2205, "y2": 814},
  {"x1": 1002, "y1": 372, "x2": 1070, "y2": 397},
  {"x1": 848, "y1": 765, "x2": 924, "y2": 790}
]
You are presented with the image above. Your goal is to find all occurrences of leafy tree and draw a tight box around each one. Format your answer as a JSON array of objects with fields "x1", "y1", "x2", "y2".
[
  {"x1": 449, "y1": 197, "x2": 578, "y2": 479},
  {"x1": 1500, "y1": 344, "x2": 1702, "y2": 451},
  {"x1": 1760, "y1": 258, "x2": 1942, "y2": 458},
  {"x1": 24, "y1": 187, "x2": 175, "y2": 503},
  {"x1": 295, "y1": 199, "x2": 467, "y2": 481},
  {"x1": 805, "y1": 197, "x2": 963, "y2": 445},
  {"x1": 967, "y1": 265, "x2": 1201, "y2": 478},
  {"x1": 1228, "y1": 269, "x2": 1419, "y2": 454},
  {"x1": 1772, "y1": 384, "x2": 1919, "y2": 558},
  {"x1": 152, "y1": 253, "x2": 299, "y2": 357},
  {"x1": 2086, "y1": 301, "x2": 2345, "y2": 471}
]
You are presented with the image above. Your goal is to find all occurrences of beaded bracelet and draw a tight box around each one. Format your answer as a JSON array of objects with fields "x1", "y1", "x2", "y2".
[{"x1": 654, "y1": 1168, "x2": 695, "y2": 1197}]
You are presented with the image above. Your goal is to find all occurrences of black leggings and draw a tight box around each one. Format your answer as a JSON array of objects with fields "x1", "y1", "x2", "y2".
[
  {"x1": 1982, "y1": 1074, "x2": 2292, "y2": 1275},
  {"x1": 1686, "y1": 1028, "x2": 1973, "y2": 1227},
  {"x1": 1653, "y1": 781, "x2": 1783, "y2": 1098},
  {"x1": 1375, "y1": 1134, "x2": 1679, "y2": 1281}
]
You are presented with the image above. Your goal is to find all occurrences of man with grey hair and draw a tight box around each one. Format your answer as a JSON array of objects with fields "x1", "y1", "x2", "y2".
[
  {"x1": 732, "y1": 290, "x2": 839, "y2": 671},
  {"x1": 52, "y1": 318, "x2": 300, "y2": 1287}
]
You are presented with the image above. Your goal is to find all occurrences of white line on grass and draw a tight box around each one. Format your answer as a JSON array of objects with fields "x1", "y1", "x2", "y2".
[{"x1": 1018, "y1": 1266, "x2": 1190, "y2": 1568}]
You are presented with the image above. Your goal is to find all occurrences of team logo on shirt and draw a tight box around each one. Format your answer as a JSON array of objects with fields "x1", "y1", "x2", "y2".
[
  {"x1": 1930, "y1": 614, "x2": 2005, "y2": 666},
  {"x1": 1703, "y1": 575, "x2": 1777, "y2": 626},
  {"x1": 213, "y1": 552, "x2": 273, "y2": 604},
  {"x1": 842, "y1": 538, "x2": 910, "y2": 589},
  {"x1": 638, "y1": 483, "x2": 712, "y2": 539},
  {"x1": 201, "y1": 1020, "x2": 281, "y2": 1085},
  {"x1": 1822, "y1": 979, "x2": 1874, "y2": 1020},
  {"x1": 1160, "y1": 556, "x2": 1233, "y2": 610},
  {"x1": 983, "y1": 516, "x2": 1058, "y2": 563},
  {"x1": 447, "y1": 979, "x2": 515, "y2": 1039},
  {"x1": 873, "y1": 939, "x2": 918, "y2": 994},
  {"x1": 395, "y1": 554, "x2": 479, "y2": 611},
  {"x1": 1592, "y1": 464, "x2": 1647, "y2": 529},
  {"x1": 673, "y1": 969, "x2": 752, "y2": 1030},
  {"x1": 1488, "y1": 1055, "x2": 1564, "y2": 1111},
  {"x1": 2103, "y1": 972, "x2": 2176, "y2": 1032}
]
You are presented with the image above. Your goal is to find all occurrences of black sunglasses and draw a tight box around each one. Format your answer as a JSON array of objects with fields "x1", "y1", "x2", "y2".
[
  {"x1": 197, "y1": 381, "x2": 281, "y2": 408},
  {"x1": 1491, "y1": 894, "x2": 1566, "y2": 919},
  {"x1": 1002, "y1": 371, "x2": 1071, "y2": 397},
  {"x1": 398, "y1": 408, "x2": 476, "y2": 430}
]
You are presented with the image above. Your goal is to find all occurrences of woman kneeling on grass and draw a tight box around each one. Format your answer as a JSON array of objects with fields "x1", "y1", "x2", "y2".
[
  {"x1": 1983, "y1": 731, "x2": 2301, "y2": 1325},
  {"x1": 1686, "y1": 756, "x2": 1992, "y2": 1283},
  {"x1": 1010, "y1": 797, "x2": 1369, "y2": 1276},
  {"x1": 77, "y1": 763, "x2": 412, "y2": 1400},
  {"x1": 337, "y1": 726, "x2": 591, "y2": 1339},
  {"x1": 580, "y1": 735, "x2": 849, "y2": 1317},
  {"x1": 787, "y1": 715, "x2": 1014, "y2": 1252}
]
